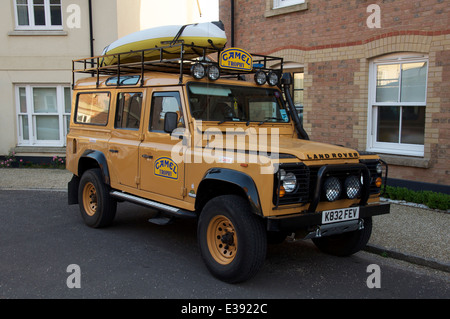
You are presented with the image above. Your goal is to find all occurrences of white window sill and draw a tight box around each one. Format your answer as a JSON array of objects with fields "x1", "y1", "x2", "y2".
[
  {"x1": 14, "y1": 146, "x2": 66, "y2": 155},
  {"x1": 265, "y1": 0, "x2": 308, "y2": 17},
  {"x1": 8, "y1": 30, "x2": 68, "y2": 36}
]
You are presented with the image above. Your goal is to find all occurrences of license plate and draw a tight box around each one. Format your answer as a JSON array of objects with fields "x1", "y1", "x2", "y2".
[{"x1": 321, "y1": 207, "x2": 359, "y2": 224}]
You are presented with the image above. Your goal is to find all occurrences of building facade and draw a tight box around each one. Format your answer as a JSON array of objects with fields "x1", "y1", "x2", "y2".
[
  {"x1": 0, "y1": 0, "x2": 140, "y2": 158},
  {"x1": 220, "y1": 0, "x2": 449, "y2": 188}
]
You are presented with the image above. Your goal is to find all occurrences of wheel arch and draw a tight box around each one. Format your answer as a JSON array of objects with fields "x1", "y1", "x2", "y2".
[
  {"x1": 195, "y1": 168, "x2": 262, "y2": 216},
  {"x1": 69, "y1": 150, "x2": 110, "y2": 205},
  {"x1": 78, "y1": 150, "x2": 110, "y2": 185}
]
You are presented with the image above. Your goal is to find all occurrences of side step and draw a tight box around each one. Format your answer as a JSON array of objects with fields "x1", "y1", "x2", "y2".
[
  {"x1": 148, "y1": 215, "x2": 174, "y2": 226},
  {"x1": 110, "y1": 191, "x2": 197, "y2": 219}
]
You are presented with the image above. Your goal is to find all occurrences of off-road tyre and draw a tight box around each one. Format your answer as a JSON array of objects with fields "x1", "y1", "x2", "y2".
[
  {"x1": 312, "y1": 217, "x2": 373, "y2": 257},
  {"x1": 197, "y1": 195, "x2": 267, "y2": 283},
  {"x1": 78, "y1": 168, "x2": 117, "y2": 228}
]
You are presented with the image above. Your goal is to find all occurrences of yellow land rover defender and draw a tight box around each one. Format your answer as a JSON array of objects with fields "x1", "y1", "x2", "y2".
[{"x1": 67, "y1": 43, "x2": 390, "y2": 283}]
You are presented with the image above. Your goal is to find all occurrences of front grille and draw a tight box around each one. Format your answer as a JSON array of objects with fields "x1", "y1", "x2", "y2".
[
  {"x1": 361, "y1": 160, "x2": 383, "y2": 194},
  {"x1": 273, "y1": 161, "x2": 385, "y2": 210}
]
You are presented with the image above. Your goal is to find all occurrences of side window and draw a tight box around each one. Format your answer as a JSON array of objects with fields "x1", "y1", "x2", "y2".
[
  {"x1": 115, "y1": 92, "x2": 143, "y2": 130},
  {"x1": 75, "y1": 92, "x2": 110, "y2": 125},
  {"x1": 150, "y1": 92, "x2": 184, "y2": 132}
]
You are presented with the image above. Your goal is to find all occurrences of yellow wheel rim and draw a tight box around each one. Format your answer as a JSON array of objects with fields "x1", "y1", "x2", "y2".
[
  {"x1": 207, "y1": 215, "x2": 238, "y2": 265},
  {"x1": 82, "y1": 182, "x2": 97, "y2": 217}
]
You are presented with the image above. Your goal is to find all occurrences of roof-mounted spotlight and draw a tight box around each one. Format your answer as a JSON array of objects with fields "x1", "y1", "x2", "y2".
[
  {"x1": 254, "y1": 70, "x2": 267, "y2": 85},
  {"x1": 267, "y1": 72, "x2": 279, "y2": 86},
  {"x1": 207, "y1": 65, "x2": 220, "y2": 81},
  {"x1": 191, "y1": 63, "x2": 205, "y2": 80}
]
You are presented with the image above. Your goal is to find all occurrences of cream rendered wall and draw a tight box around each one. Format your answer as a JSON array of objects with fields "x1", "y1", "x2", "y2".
[
  {"x1": 117, "y1": 0, "x2": 141, "y2": 38},
  {"x1": 0, "y1": 0, "x2": 141, "y2": 155}
]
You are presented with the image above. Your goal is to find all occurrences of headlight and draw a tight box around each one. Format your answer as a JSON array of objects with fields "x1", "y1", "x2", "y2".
[
  {"x1": 254, "y1": 71, "x2": 267, "y2": 85},
  {"x1": 191, "y1": 63, "x2": 205, "y2": 79},
  {"x1": 376, "y1": 163, "x2": 383, "y2": 174},
  {"x1": 279, "y1": 169, "x2": 297, "y2": 193},
  {"x1": 324, "y1": 177, "x2": 342, "y2": 202},
  {"x1": 344, "y1": 175, "x2": 361, "y2": 199}
]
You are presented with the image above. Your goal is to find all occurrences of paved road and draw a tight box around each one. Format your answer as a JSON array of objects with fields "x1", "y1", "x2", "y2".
[{"x1": 0, "y1": 190, "x2": 448, "y2": 302}]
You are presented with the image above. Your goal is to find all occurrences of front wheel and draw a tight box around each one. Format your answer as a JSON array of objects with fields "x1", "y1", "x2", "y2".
[
  {"x1": 312, "y1": 217, "x2": 373, "y2": 256},
  {"x1": 197, "y1": 195, "x2": 267, "y2": 283}
]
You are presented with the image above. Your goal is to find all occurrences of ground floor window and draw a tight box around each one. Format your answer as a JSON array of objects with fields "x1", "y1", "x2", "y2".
[
  {"x1": 368, "y1": 54, "x2": 428, "y2": 157},
  {"x1": 292, "y1": 71, "x2": 304, "y2": 123},
  {"x1": 16, "y1": 84, "x2": 71, "y2": 147}
]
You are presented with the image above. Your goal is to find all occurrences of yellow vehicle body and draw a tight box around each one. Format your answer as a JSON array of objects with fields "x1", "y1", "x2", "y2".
[{"x1": 67, "y1": 45, "x2": 389, "y2": 283}]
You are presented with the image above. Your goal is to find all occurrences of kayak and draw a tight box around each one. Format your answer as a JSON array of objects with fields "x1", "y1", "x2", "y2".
[{"x1": 101, "y1": 21, "x2": 227, "y2": 66}]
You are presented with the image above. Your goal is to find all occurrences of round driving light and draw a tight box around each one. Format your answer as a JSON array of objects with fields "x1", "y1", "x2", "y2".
[
  {"x1": 283, "y1": 172, "x2": 297, "y2": 193},
  {"x1": 254, "y1": 71, "x2": 267, "y2": 85},
  {"x1": 207, "y1": 65, "x2": 220, "y2": 81},
  {"x1": 324, "y1": 177, "x2": 342, "y2": 202},
  {"x1": 345, "y1": 175, "x2": 361, "y2": 199},
  {"x1": 267, "y1": 72, "x2": 279, "y2": 86},
  {"x1": 191, "y1": 63, "x2": 205, "y2": 79}
]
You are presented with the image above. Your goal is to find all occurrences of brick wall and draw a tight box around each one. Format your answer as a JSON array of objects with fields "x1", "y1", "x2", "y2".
[
  {"x1": 221, "y1": 0, "x2": 449, "y2": 53},
  {"x1": 219, "y1": 0, "x2": 450, "y2": 186},
  {"x1": 306, "y1": 59, "x2": 360, "y2": 148}
]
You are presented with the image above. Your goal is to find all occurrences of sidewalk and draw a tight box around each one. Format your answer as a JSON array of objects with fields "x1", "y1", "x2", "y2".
[{"x1": 1, "y1": 168, "x2": 449, "y2": 273}]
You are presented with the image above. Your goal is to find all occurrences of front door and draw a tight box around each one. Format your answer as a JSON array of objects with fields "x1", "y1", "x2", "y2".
[
  {"x1": 108, "y1": 90, "x2": 145, "y2": 188},
  {"x1": 139, "y1": 90, "x2": 186, "y2": 199}
]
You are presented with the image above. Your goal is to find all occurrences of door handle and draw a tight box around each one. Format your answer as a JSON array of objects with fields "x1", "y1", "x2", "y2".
[
  {"x1": 109, "y1": 149, "x2": 119, "y2": 153},
  {"x1": 142, "y1": 154, "x2": 153, "y2": 159}
]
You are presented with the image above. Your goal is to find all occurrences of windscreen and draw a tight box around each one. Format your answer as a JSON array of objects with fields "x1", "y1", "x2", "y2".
[{"x1": 187, "y1": 83, "x2": 290, "y2": 124}]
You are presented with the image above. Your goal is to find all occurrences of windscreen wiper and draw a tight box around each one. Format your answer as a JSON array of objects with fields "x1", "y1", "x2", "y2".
[{"x1": 258, "y1": 117, "x2": 284, "y2": 125}]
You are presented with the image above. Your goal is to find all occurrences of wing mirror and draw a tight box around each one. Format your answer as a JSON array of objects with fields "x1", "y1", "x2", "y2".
[{"x1": 164, "y1": 112, "x2": 178, "y2": 133}]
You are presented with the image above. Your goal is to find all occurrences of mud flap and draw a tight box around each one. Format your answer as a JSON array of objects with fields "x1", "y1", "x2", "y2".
[{"x1": 68, "y1": 175, "x2": 80, "y2": 205}]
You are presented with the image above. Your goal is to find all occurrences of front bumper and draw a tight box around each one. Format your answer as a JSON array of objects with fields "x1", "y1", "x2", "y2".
[{"x1": 266, "y1": 202, "x2": 390, "y2": 233}]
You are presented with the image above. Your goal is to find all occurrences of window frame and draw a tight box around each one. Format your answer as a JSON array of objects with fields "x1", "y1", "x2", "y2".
[
  {"x1": 367, "y1": 54, "x2": 428, "y2": 157},
  {"x1": 273, "y1": 0, "x2": 305, "y2": 9},
  {"x1": 292, "y1": 70, "x2": 304, "y2": 124},
  {"x1": 15, "y1": 84, "x2": 71, "y2": 147},
  {"x1": 74, "y1": 92, "x2": 111, "y2": 126},
  {"x1": 14, "y1": 0, "x2": 63, "y2": 31}
]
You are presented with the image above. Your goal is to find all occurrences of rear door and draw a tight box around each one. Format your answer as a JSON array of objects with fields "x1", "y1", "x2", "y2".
[{"x1": 108, "y1": 90, "x2": 145, "y2": 188}]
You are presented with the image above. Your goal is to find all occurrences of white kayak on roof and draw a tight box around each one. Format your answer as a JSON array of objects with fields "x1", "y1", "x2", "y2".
[{"x1": 101, "y1": 21, "x2": 227, "y2": 65}]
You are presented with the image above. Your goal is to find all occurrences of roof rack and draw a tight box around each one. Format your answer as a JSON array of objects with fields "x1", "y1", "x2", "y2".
[{"x1": 72, "y1": 43, "x2": 283, "y2": 88}]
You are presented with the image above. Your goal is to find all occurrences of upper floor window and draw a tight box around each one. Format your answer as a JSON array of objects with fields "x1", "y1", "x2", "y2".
[
  {"x1": 14, "y1": 0, "x2": 63, "y2": 30},
  {"x1": 273, "y1": 0, "x2": 305, "y2": 9}
]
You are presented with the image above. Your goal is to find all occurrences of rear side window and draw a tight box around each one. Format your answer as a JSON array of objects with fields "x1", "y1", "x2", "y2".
[
  {"x1": 75, "y1": 92, "x2": 110, "y2": 125},
  {"x1": 115, "y1": 92, "x2": 143, "y2": 130}
]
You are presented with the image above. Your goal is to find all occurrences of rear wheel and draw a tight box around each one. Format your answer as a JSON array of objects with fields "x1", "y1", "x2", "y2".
[
  {"x1": 312, "y1": 217, "x2": 372, "y2": 256},
  {"x1": 78, "y1": 168, "x2": 117, "y2": 228},
  {"x1": 198, "y1": 195, "x2": 267, "y2": 283}
]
